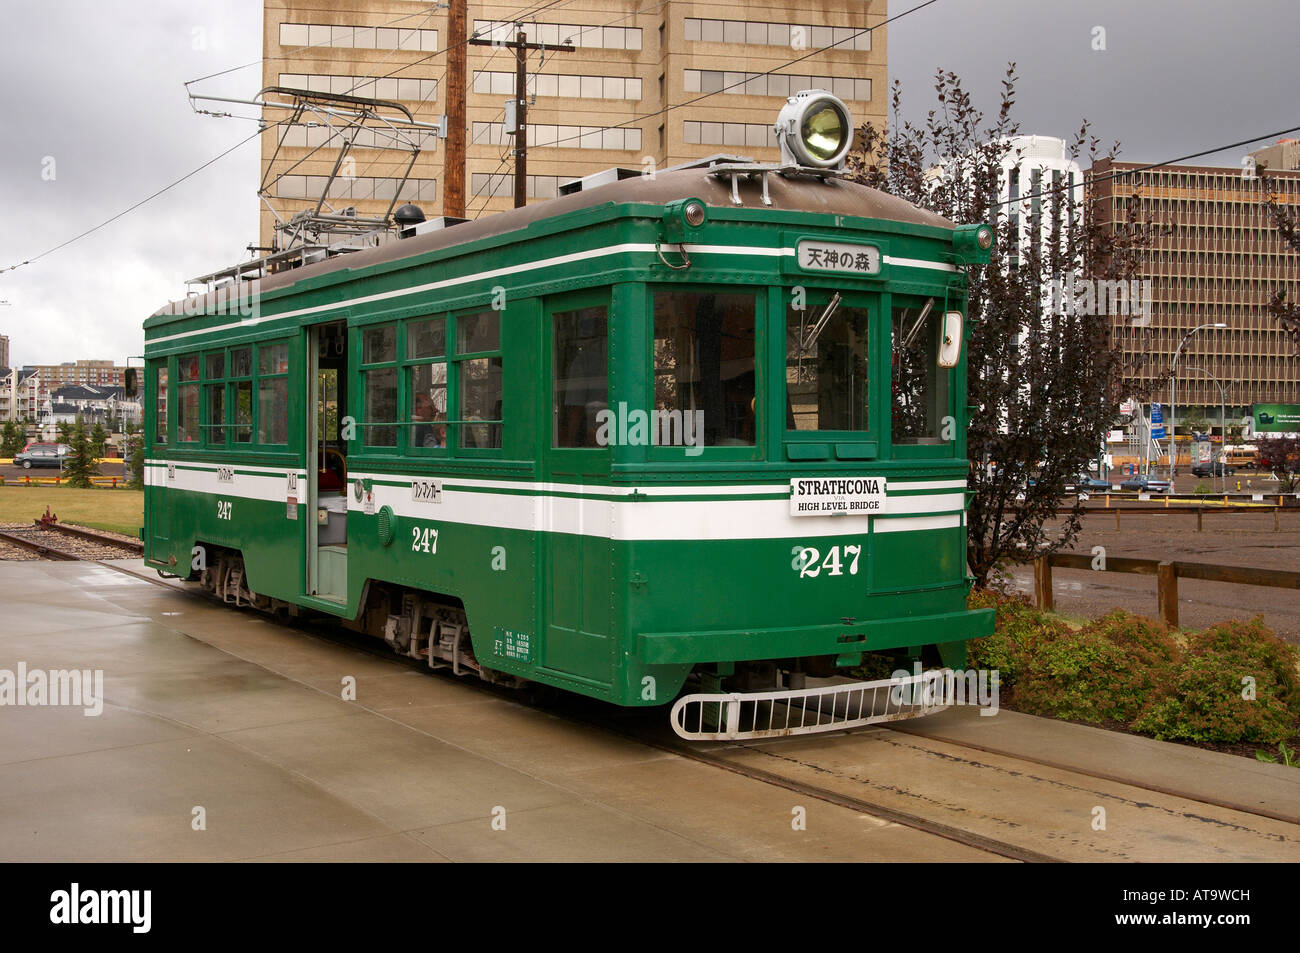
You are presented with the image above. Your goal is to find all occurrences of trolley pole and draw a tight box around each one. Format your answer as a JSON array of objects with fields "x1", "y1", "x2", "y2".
[
  {"x1": 443, "y1": 0, "x2": 467, "y2": 217},
  {"x1": 468, "y1": 29, "x2": 573, "y2": 209}
]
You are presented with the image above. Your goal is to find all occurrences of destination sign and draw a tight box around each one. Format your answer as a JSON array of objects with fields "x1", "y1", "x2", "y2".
[
  {"x1": 790, "y1": 477, "x2": 887, "y2": 516},
  {"x1": 796, "y1": 240, "x2": 880, "y2": 275}
]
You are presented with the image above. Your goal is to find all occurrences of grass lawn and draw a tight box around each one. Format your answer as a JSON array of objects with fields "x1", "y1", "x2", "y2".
[{"x1": 0, "y1": 486, "x2": 142, "y2": 537}]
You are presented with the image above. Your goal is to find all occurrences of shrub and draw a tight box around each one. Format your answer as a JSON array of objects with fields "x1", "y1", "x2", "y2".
[
  {"x1": 1132, "y1": 618, "x2": 1300, "y2": 744},
  {"x1": 1010, "y1": 611, "x2": 1180, "y2": 724},
  {"x1": 966, "y1": 588, "x2": 1069, "y2": 685}
]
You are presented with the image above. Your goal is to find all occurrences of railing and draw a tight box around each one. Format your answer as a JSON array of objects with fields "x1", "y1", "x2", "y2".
[
  {"x1": 1032, "y1": 552, "x2": 1300, "y2": 627},
  {"x1": 670, "y1": 671, "x2": 955, "y2": 741}
]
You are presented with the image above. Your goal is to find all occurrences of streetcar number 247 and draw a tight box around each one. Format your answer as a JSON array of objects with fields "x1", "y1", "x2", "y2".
[
  {"x1": 791, "y1": 543, "x2": 862, "y2": 578},
  {"x1": 216, "y1": 500, "x2": 233, "y2": 520},
  {"x1": 411, "y1": 526, "x2": 439, "y2": 553}
]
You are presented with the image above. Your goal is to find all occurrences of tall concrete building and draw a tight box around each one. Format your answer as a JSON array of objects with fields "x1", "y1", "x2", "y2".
[
  {"x1": 1089, "y1": 156, "x2": 1300, "y2": 424},
  {"x1": 0, "y1": 333, "x2": 9, "y2": 369},
  {"x1": 259, "y1": 1, "x2": 886, "y2": 248},
  {"x1": 25, "y1": 360, "x2": 125, "y2": 388}
]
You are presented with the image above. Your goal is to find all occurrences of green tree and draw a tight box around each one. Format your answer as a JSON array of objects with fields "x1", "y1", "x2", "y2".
[
  {"x1": 1, "y1": 419, "x2": 23, "y2": 457},
  {"x1": 1181, "y1": 405, "x2": 1210, "y2": 436},
  {"x1": 62, "y1": 416, "x2": 101, "y2": 488},
  {"x1": 845, "y1": 67, "x2": 1164, "y2": 586},
  {"x1": 90, "y1": 422, "x2": 108, "y2": 458},
  {"x1": 57, "y1": 419, "x2": 72, "y2": 443},
  {"x1": 124, "y1": 420, "x2": 144, "y2": 490}
]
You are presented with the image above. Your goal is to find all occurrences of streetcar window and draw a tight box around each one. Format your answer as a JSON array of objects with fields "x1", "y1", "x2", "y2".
[
  {"x1": 257, "y1": 340, "x2": 291, "y2": 445},
  {"x1": 204, "y1": 352, "x2": 226, "y2": 446},
  {"x1": 154, "y1": 365, "x2": 168, "y2": 446},
  {"x1": 361, "y1": 325, "x2": 398, "y2": 448},
  {"x1": 258, "y1": 378, "x2": 289, "y2": 445},
  {"x1": 457, "y1": 311, "x2": 500, "y2": 354},
  {"x1": 652, "y1": 291, "x2": 756, "y2": 446},
  {"x1": 892, "y1": 303, "x2": 950, "y2": 445},
  {"x1": 406, "y1": 317, "x2": 447, "y2": 451},
  {"x1": 553, "y1": 306, "x2": 608, "y2": 448},
  {"x1": 454, "y1": 311, "x2": 502, "y2": 449},
  {"x1": 785, "y1": 296, "x2": 870, "y2": 431},
  {"x1": 176, "y1": 353, "x2": 200, "y2": 443},
  {"x1": 229, "y1": 346, "x2": 252, "y2": 443}
]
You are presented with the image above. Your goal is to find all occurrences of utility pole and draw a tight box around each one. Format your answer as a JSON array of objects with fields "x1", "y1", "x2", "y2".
[
  {"x1": 443, "y1": 0, "x2": 467, "y2": 217},
  {"x1": 468, "y1": 28, "x2": 574, "y2": 208}
]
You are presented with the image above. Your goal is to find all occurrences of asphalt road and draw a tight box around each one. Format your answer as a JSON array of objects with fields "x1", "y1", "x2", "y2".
[{"x1": 0, "y1": 460, "x2": 126, "y2": 481}]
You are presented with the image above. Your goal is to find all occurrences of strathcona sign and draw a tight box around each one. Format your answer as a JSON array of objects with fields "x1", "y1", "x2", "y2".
[{"x1": 789, "y1": 477, "x2": 887, "y2": 515}]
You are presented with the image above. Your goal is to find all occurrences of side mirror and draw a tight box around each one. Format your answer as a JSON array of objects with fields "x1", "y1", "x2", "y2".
[
  {"x1": 938, "y1": 312, "x2": 963, "y2": 368},
  {"x1": 124, "y1": 367, "x2": 138, "y2": 398}
]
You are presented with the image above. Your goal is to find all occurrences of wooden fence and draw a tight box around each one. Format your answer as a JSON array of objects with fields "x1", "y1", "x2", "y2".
[{"x1": 1033, "y1": 552, "x2": 1300, "y2": 627}]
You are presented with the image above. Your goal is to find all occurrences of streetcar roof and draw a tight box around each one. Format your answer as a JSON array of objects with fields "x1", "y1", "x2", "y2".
[{"x1": 152, "y1": 167, "x2": 954, "y2": 318}]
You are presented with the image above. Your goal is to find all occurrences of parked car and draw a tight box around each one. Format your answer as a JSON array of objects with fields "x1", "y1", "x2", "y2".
[
  {"x1": 1067, "y1": 472, "x2": 1112, "y2": 492},
  {"x1": 1190, "y1": 460, "x2": 1232, "y2": 478},
  {"x1": 12, "y1": 444, "x2": 72, "y2": 469},
  {"x1": 1119, "y1": 475, "x2": 1171, "y2": 492}
]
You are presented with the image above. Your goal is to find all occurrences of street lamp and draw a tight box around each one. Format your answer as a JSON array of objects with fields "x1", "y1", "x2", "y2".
[
  {"x1": 1169, "y1": 322, "x2": 1227, "y2": 487},
  {"x1": 1183, "y1": 366, "x2": 1237, "y2": 494}
]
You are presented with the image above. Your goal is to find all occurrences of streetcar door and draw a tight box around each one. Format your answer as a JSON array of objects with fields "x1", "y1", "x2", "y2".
[
  {"x1": 306, "y1": 322, "x2": 349, "y2": 602},
  {"x1": 541, "y1": 295, "x2": 613, "y2": 685}
]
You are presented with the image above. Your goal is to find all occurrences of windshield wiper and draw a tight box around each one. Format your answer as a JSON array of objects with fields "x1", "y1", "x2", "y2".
[
  {"x1": 900, "y1": 297, "x2": 935, "y2": 351},
  {"x1": 799, "y1": 292, "x2": 842, "y2": 356}
]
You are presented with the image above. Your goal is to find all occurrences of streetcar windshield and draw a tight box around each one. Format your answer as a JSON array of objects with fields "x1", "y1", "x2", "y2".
[
  {"x1": 785, "y1": 294, "x2": 870, "y2": 431},
  {"x1": 892, "y1": 301, "x2": 951, "y2": 445},
  {"x1": 652, "y1": 291, "x2": 756, "y2": 446}
]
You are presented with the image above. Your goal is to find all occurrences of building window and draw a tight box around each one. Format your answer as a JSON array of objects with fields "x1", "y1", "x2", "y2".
[
  {"x1": 470, "y1": 173, "x2": 562, "y2": 198},
  {"x1": 474, "y1": 20, "x2": 641, "y2": 50},
  {"x1": 276, "y1": 175, "x2": 438, "y2": 203},
  {"x1": 475, "y1": 71, "x2": 641, "y2": 101},
  {"x1": 280, "y1": 23, "x2": 437, "y2": 52},
  {"x1": 279, "y1": 73, "x2": 438, "y2": 105},
  {"x1": 683, "y1": 121, "x2": 775, "y2": 148},
  {"x1": 684, "y1": 18, "x2": 871, "y2": 50},
  {"x1": 683, "y1": 69, "x2": 870, "y2": 101},
  {"x1": 472, "y1": 122, "x2": 641, "y2": 151}
]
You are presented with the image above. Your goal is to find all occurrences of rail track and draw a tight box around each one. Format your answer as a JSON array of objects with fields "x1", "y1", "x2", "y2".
[
  {"x1": 0, "y1": 521, "x2": 143, "y2": 561},
  {"x1": 85, "y1": 561, "x2": 1300, "y2": 863}
]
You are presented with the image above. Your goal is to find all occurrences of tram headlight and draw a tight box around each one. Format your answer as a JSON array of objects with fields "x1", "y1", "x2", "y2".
[
  {"x1": 774, "y1": 90, "x2": 854, "y2": 170},
  {"x1": 662, "y1": 197, "x2": 708, "y2": 242},
  {"x1": 953, "y1": 223, "x2": 994, "y2": 264}
]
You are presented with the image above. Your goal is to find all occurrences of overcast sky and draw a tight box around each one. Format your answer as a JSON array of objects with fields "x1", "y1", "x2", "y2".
[{"x1": 1, "y1": 0, "x2": 1296, "y2": 367}]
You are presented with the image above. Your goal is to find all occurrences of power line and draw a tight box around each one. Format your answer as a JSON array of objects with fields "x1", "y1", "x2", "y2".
[{"x1": 1, "y1": 128, "x2": 269, "y2": 276}]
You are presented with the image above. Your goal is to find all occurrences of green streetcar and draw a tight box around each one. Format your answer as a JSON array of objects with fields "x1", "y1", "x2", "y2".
[{"x1": 142, "y1": 90, "x2": 994, "y2": 739}]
